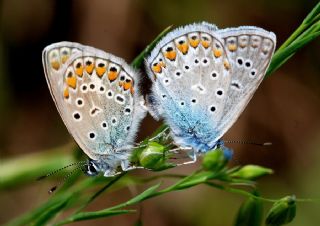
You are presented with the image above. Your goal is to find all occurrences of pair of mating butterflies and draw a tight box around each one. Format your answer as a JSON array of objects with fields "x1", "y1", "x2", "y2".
[{"x1": 42, "y1": 22, "x2": 276, "y2": 177}]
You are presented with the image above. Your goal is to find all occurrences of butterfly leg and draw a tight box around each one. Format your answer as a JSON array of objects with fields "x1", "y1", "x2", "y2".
[
  {"x1": 149, "y1": 126, "x2": 170, "y2": 142},
  {"x1": 168, "y1": 146, "x2": 197, "y2": 166},
  {"x1": 120, "y1": 160, "x2": 143, "y2": 172},
  {"x1": 103, "y1": 168, "x2": 122, "y2": 177}
]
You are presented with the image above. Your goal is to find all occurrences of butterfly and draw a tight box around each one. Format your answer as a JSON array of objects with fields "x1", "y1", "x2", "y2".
[
  {"x1": 42, "y1": 42, "x2": 146, "y2": 177},
  {"x1": 145, "y1": 22, "x2": 276, "y2": 161}
]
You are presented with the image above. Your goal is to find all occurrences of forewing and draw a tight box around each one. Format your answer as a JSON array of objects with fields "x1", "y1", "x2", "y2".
[{"x1": 146, "y1": 23, "x2": 276, "y2": 149}]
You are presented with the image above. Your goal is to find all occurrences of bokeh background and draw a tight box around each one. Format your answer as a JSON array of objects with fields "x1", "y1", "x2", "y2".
[{"x1": 0, "y1": 0, "x2": 320, "y2": 225}]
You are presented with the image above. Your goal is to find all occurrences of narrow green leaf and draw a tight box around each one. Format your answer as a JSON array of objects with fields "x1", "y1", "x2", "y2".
[
  {"x1": 55, "y1": 210, "x2": 136, "y2": 226},
  {"x1": 56, "y1": 184, "x2": 160, "y2": 225},
  {"x1": 266, "y1": 31, "x2": 320, "y2": 76},
  {"x1": 32, "y1": 199, "x2": 69, "y2": 226},
  {"x1": 279, "y1": 2, "x2": 320, "y2": 50},
  {"x1": 76, "y1": 173, "x2": 126, "y2": 213},
  {"x1": 303, "y1": 1, "x2": 320, "y2": 24},
  {"x1": 124, "y1": 183, "x2": 161, "y2": 206},
  {"x1": 162, "y1": 171, "x2": 218, "y2": 192}
]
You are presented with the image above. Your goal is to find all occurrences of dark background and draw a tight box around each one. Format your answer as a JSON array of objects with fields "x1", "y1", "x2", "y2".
[{"x1": 0, "y1": 0, "x2": 319, "y2": 225}]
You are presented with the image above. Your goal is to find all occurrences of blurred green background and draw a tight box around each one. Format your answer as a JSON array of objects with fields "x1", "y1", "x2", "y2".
[{"x1": 0, "y1": 0, "x2": 319, "y2": 225}]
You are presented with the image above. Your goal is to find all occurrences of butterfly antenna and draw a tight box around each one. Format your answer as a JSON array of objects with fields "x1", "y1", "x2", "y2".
[
  {"x1": 48, "y1": 162, "x2": 88, "y2": 194},
  {"x1": 224, "y1": 140, "x2": 272, "y2": 146},
  {"x1": 36, "y1": 161, "x2": 87, "y2": 181}
]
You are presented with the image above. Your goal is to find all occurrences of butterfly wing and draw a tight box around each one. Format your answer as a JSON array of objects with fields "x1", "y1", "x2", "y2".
[
  {"x1": 43, "y1": 42, "x2": 145, "y2": 160},
  {"x1": 146, "y1": 23, "x2": 276, "y2": 151},
  {"x1": 206, "y1": 27, "x2": 276, "y2": 147}
]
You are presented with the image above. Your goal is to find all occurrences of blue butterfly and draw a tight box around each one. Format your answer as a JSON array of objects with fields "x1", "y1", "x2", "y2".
[{"x1": 145, "y1": 22, "x2": 276, "y2": 161}]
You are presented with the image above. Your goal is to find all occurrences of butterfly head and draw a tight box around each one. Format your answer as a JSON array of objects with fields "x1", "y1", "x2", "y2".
[{"x1": 84, "y1": 159, "x2": 103, "y2": 176}]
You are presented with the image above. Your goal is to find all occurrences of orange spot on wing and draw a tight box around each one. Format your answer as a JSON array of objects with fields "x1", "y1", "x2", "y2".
[
  {"x1": 214, "y1": 49, "x2": 222, "y2": 58},
  {"x1": 75, "y1": 65, "x2": 83, "y2": 77},
  {"x1": 164, "y1": 51, "x2": 176, "y2": 61},
  {"x1": 51, "y1": 61, "x2": 60, "y2": 70},
  {"x1": 66, "y1": 75, "x2": 77, "y2": 89},
  {"x1": 201, "y1": 41, "x2": 210, "y2": 48},
  {"x1": 85, "y1": 63, "x2": 94, "y2": 75},
  {"x1": 63, "y1": 87, "x2": 69, "y2": 99},
  {"x1": 123, "y1": 81, "x2": 132, "y2": 90},
  {"x1": 108, "y1": 71, "x2": 118, "y2": 81},
  {"x1": 96, "y1": 67, "x2": 106, "y2": 77},
  {"x1": 130, "y1": 87, "x2": 134, "y2": 95},
  {"x1": 152, "y1": 63, "x2": 162, "y2": 73},
  {"x1": 61, "y1": 55, "x2": 69, "y2": 64},
  {"x1": 189, "y1": 39, "x2": 200, "y2": 48},
  {"x1": 224, "y1": 60, "x2": 230, "y2": 70},
  {"x1": 228, "y1": 44, "x2": 237, "y2": 52},
  {"x1": 177, "y1": 43, "x2": 189, "y2": 54}
]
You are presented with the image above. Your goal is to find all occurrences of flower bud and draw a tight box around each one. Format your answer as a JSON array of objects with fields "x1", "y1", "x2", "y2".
[
  {"x1": 139, "y1": 141, "x2": 165, "y2": 169},
  {"x1": 231, "y1": 165, "x2": 273, "y2": 180},
  {"x1": 265, "y1": 195, "x2": 296, "y2": 226},
  {"x1": 202, "y1": 147, "x2": 233, "y2": 171},
  {"x1": 234, "y1": 193, "x2": 263, "y2": 226}
]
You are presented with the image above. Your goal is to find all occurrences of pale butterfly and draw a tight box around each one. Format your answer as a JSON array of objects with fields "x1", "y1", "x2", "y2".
[
  {"x1": 42, "y1": 42, "x2": 146, "y2": 177},
  {"x1": 145, "y1": 22, "x2": 276, "y2": 162}
]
